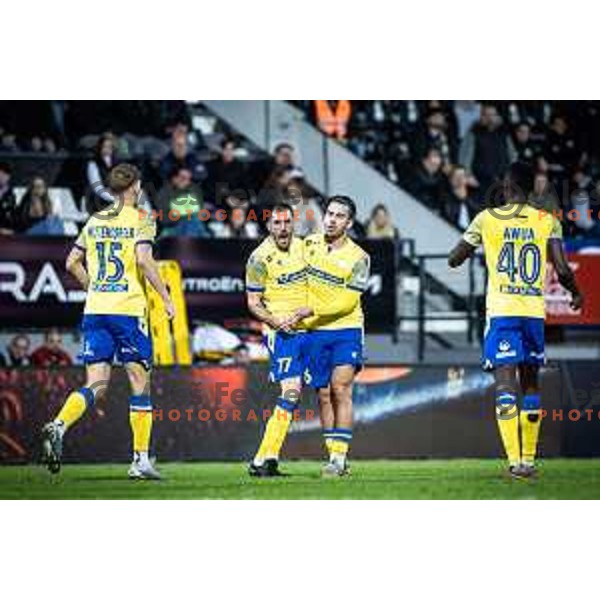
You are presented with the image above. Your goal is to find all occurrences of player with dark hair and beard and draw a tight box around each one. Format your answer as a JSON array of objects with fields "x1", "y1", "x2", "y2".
[{"x1": 303, "y1": 196, "x2": 371, "y2": 476}]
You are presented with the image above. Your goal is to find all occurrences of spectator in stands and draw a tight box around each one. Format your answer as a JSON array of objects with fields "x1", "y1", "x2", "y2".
[
  {"x1": 18, "y1": 176, "x2": 64, "y2": 235},
  {"x1": 528, "y1": 170, "x2": 559, "y2": 213},
  {"x1": 274, "y1": 142, "x2": 296, "y2": 169},
  {"x1": 204, "y1": 138, "x2": 247, "y2": 204},
  {"x1": 30, "y1": 136, "x2": 44, "y2": 152},
  {"x1": 257, "y1": 165, "x2": 293, "y2": 207},
  {"x1": 286, "y1": 176, "x2": 323, "y2": 237},
  {"x1": 0, "y1": 131, "x2": 19, "y2": 152},
  {"x1": 251, "y1": 142, "x2": 304, "y2": 192},
  {"x1": 545, "y1": 115, "x2": 582, "y2": 187},
  {"x1": 459, "y1": 104, "x2": 517, "y2": 193},
  {"x1": 159, "y1": 131, "x2": 203, "y2": 183},
  {"x1": 405, "y1": 147, "x2": 445, "y2": 211},
  {"x1": 366, "y1": 203, "x2": 399, "y2": 239},
  {"x1": 155, "y1": 166, "x2": 209, "y2": 237},
  {"x1": 414, "y1": 109, "x2": 455, "y2": 165},
  {"x1": 454, "y1": 101, "x2": 481, "y2": 140},
  {"x1": 314, "y1": 100, "x2": 352, "y2": 141},
  {"x1": 86, "y1": 133, "x2": 117, "y2": 209},
  {"x1": 31, "y1": 329, "x2": 73, "y2": 367},
  {"x1": 571, "y1": 178, "x2": 600, "y2": 238},
  {"x1": 209, "y1": 204, "x2": 260, "y2": 239},
  {"x1": 443, "y1": 165, "x2": 479, "y2": 230},
  {"x1": 513, "y1": 122, "x2": 539, "y2": 168},
  {"x1": 0, "y1": 334, "x2": 31, "y2": 367},
  {"x1": 0, "y1": 162, "x2": 18, "y2": 234}
]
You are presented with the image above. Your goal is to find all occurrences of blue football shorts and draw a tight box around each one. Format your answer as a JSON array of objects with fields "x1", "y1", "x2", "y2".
[
  {"x1": 304, "y1": 328, "x2": 364, "y2": 388},
  {"x1": 482, "y1": 316, "x2": 544, "y2": 371},
  {"x1": 80, "y1": 314, "x2": 153, "y2": 369},
  {"x1": 263, "y1": 330, "x2": 308, "y2": 383}
]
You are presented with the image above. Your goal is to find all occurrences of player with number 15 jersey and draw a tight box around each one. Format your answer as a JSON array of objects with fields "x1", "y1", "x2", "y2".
[{"x1": 42, "y1": 163, "x2": 174, "y2": 480}]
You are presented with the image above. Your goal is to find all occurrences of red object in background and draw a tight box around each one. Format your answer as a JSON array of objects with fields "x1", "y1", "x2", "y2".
[
  {"x1": 30, "y1": 347, "x2": 72, "y2": 367},
  {"x1": 546, "y1": 254, "x2": 600, "y2": 325}
]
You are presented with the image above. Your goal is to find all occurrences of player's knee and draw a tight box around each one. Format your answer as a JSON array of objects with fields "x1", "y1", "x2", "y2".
[
  {"x1": 331, "y1": 382, "x2": 352, "y2": 403},
  {"x1": 495, "y1": 391, "x2": 517, "y2": 417},
  {"x1": 523, "y1": 394, "x2": 541, "y2": 422},
  {"x1": 127, "y1": 366, "x2": 149, "y2": 394},
  {"x1": 281, "y1": 387, "x2": 301, "y2": 403},
  {"x1": 79, "y1": 386, "x2": 96, "y2": 409},
  {"x1": 319, "y1": 388, "x2": 333, "y2": 407}
]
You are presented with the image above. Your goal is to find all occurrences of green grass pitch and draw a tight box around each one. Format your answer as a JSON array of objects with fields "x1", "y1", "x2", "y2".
[{"x1": 2, "y1": 459, "x2": 600, "y2": 499}]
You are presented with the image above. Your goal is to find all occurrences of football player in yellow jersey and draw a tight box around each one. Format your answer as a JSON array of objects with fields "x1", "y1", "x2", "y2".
[
  {"x1": 41, "y1": 164, "x2": 175, "y2": 479},
  {"x1": 449, "y1": 167, "x2": 582, "y2": 478},
  {"x1": 303, "y1": 196, "x2": 370, "y2": 476},
  {"x1": 246, "y1": 203, "x2": 313, "y2": 477}
]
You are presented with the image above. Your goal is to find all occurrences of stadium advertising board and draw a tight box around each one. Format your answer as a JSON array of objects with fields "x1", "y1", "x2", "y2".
[
  {"x1": 545, "y1": 254, "x2": 600, "y2": 325},
  {"x1": 3, "y1": 362, "x2": 600, "y2": 465},
  {"x1": 0, "y1": 237, "x2": 397, "y2": 332}
]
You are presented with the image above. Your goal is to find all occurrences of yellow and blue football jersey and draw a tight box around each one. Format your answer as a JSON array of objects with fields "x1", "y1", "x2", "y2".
[
  {"x1": 463, "y1": 202, "x2": 562, "y2": 319},
  {"x1": 245, "y1": 236, "x2": 307, "y2": 326},
  {"x1": 245, "y1": 235, "x2": 308, "y2": 381},
  {"x1": 75, "y1": 204, "x2": 156, "y2": 317},
  {"x1": 303, "y1": 233, "x2": 370, "y2": 331}
]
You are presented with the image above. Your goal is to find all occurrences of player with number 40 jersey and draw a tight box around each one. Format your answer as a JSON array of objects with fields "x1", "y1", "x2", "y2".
[{"x1": 449, "y1": 171, "x2": 582, "y2": 480}]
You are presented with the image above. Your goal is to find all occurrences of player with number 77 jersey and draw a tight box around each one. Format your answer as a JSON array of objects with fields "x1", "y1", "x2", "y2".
[{"x1": 448, "y1": 174, "x2": 582, "y2": 480}]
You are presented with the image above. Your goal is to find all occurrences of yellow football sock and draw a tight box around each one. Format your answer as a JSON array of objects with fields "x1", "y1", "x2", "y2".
[
  {"x1": 254, "y1": 400, "x2": 294, "y2": 463},
  {"x1": 129, "y1": 395, "x2": 153, "y2": 453},
  {"x1": 496, "y1": 392, "x2": 521, "y2": 466},
  {"x1": 325, "y1": 437, "x2": 335, "y2": 458},
  {"x1": 520, "y1": 394, "x2": 542, "y2": 465},
  {"x1": 130, "y1": 412, "x2": 153, "y2": 453},
  {"x1": 330, "y1": 439, "x2": 349, "y2": 460},
  {"x1": 56, "y1": 388, "x2": 93, "y2": 430}
]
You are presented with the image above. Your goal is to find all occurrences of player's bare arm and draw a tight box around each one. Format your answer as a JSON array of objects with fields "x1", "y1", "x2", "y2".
[
  {"x1": 66, "y1": 246, "x2": 90, "y2": 289},
  {"x1": 448, "y1": 240, "x2": 476, "y2": 268},
  {"x1": 548, "y1": 238, "x2": 583, "y2": 310},
  {"x1": 135, "y1": 243, "x2": 175, "y2": 319}
]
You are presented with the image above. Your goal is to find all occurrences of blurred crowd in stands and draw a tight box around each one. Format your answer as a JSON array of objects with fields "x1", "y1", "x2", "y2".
[
  {"x1": 0, "y1": 101, "x2": 334, "y2": 239},
  {"x1": 0, "y1": 330, "x2": 73, "y2": 367},
  {"x1": 295, "y1": 100, "x2": 600, "y2": 238},
  {"x1": 3, "y1": 101, "x2": 600, "y2": 242}
]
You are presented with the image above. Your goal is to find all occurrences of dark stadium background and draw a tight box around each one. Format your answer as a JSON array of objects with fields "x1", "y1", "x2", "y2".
[{"x1": 2, "y1": 100, "x2": 600, "y2": 465}]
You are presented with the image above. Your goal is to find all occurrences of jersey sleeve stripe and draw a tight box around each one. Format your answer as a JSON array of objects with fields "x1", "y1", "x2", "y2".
[
  {"x1": 135, "y1": 240, "x2": 154, "y2": 247},
  {"x1": 246, "y1": 284, "x2": 265, "y2": 292},
  {"x1": 74, "y1": 243, "x2": 86, "y2": 252},
  {"x1": 347, "y1": 283, "x2": 366, "y2": 292}
]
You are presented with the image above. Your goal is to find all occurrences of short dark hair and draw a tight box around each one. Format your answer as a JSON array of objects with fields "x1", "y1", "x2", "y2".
[
  {"x1": 169, "y1": 165, "x2": 192, "y2": 180},
  {"x1": 274, "y1": 142, "x2": 294, "y2": 154},
  {"x1": 325, "y1": 195, "x2": 356, "y2": 220},
  {"x1": 220, "y1": 137, "x2": 236, "y2": 150},
  {"x1": 107, "y1": 163, "x2": 140, "y2": 193},
  {"x1": 0, "y1": 161, "x2": 12, "y2": 175},
  {"x1": 270, "y1": 202, "x2": 294, "y2": 219}
]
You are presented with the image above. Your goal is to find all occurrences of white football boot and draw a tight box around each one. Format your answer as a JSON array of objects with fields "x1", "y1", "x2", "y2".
[{"x1": 128, "y1": 452, "x2": 162, "y2": 480}]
